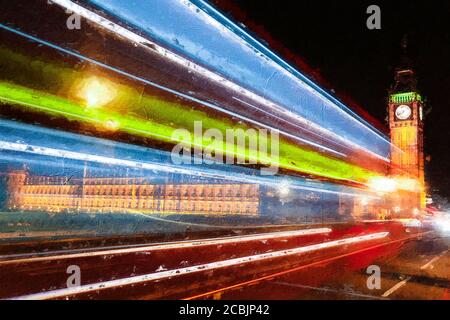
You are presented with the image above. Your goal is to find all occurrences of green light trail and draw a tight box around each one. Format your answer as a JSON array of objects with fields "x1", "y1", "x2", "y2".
[
  {"x1": 0, "y1": 81, "x2": 376, "y2": 183},
  {"x1": 0, "y1": 46, "x2": 380, "y2": 183}
]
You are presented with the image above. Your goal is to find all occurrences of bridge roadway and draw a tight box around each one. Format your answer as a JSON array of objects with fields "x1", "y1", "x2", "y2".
[
  {"x1": 0, "y1": 220, "x2": 439, "y2": 300},
  {"x1": 217, "y1": 230, "x2": 450, "y2": 300}
]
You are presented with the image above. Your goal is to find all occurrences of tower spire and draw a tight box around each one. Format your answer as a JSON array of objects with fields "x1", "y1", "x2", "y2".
[
  {"x1": 399, "y1": 34, "x2": 413, "y2": 70},
  {"x1": 401, "y1": 34, "x2": 408, "y2": 54},
  {"x1": 392, "y1": 35, "x2": 417, "y2": 93}
]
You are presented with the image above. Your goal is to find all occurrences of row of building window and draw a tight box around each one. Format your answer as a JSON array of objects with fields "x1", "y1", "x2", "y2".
[
  {"x1": 15, "y1": 185, "x2": 259, "y2": 198},
  {"x1": 14, "y1": 197, "x2": 259, "y2": 215}
]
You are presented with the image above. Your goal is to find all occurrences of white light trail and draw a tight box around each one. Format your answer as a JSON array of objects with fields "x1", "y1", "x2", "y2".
[
  {"x1": 0, "y1": 139, "x2": 375, "y2": 198},
  {"x1": 0, "y1": 23, "x2": 346, "y2": 159},
  {"x1": 49, "y1": 0, "x2": 392, "y2": 161},
  {"x1": 183, "y1": 0, "x2": 390, "y2": 142},
  {"x1": 0, "y1": 228, "x2": 332, "y2": 265},
  {"x1": 10, "y1": 232, "x2": 389, "y2": 300},
  {"x1": 232, "y1": 96, "x2": 392, "y2": 162}
]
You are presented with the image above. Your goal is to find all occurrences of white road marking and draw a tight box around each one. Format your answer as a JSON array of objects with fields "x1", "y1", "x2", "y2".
[
  {"x1": 382, "y1": 276, "x2": 412, "y2": 298},
  {"x1": 0, "y1": 228, "x2": 332, "y2": 265},
  {"x1": 420, "y1": 250, "x2": 449, "y2": 270},
  {"x1": 9, "y1": 232, "x2": 389, "y2": 300}
]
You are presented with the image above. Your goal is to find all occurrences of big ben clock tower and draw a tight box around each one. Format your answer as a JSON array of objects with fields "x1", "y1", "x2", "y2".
[{"x1": 388, "y1": 46, "x2": 426, "y2": 212}]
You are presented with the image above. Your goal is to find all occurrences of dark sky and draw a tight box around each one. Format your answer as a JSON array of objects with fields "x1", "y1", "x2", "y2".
[{"x1": 213, "y1": 0, "x2": 450, "y2": 198}]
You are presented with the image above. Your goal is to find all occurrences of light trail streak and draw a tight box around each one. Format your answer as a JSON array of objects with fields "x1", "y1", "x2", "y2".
[
  {"x1": 187, "y1": 0, "x2": 389, "y2": 142},
  {"x1": 232, "y1": 96, "x2": 392, "y2": 163},
  {"x1": 0, "y1": 228, "x2": 332, "y2": 265},
  {"x1": 0, "y1": 117, "x2": 378, "y2": 198},
  {"x1": 44, "y1": 0, "x2": 393, "y2": 161},
  {"x1": 232, "y1": 96, "x2": 353, "y2": 153},
  {"x1": 0, "y1": 118, "x2": 377, "y2": 201},
  {"x1": 184, "y1": 230, "x2": 432, "y2": 300},
  {"x1": 0, "y1": 81, "x2": 377, "y2": 183},
  {"x1": 0, "y1": 23, "x2": 348, "y2": 159},
  {"x1": 9, "y1": 232, "x2": 389, "y2": 300},
  {"x1": 0, "y1": 138, "x2": 374, "y2": 199}
]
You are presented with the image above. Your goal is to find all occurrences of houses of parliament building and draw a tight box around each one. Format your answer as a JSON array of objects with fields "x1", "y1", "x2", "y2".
[{"x1": 6, "y1": 170, "x2": 260, "y2": 216}]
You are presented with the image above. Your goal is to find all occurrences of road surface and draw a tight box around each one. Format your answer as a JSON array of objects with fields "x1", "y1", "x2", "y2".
[
  {"x1": 0, "y1": 221, "x2": 447, "y2": 300},
  {"x1": 216, "y1": 231, "x2": 450, "y2": 300}
]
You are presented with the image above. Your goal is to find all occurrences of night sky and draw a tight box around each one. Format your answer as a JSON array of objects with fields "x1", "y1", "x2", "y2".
[{"x1": 213, "y1": 0, "x2": 450, "y2": 199}]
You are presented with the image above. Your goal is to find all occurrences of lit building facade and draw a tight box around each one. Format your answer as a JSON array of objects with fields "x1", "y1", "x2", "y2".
[
  {"x1": 7, "y1": 171, "x2": 260, "y2": 216},
  {"x1": 388, "y1": 67, "x2": 426, "y2": 212}
]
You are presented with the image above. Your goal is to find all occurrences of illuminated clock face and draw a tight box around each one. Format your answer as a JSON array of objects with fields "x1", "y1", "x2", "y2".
[{"x1": 395, "y1": 105, "x2": 412, "y2": 120}]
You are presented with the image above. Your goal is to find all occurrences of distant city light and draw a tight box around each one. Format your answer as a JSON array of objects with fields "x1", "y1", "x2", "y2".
[{"x1": 433, "y1": 213, "x2": 450, "y2": 233}]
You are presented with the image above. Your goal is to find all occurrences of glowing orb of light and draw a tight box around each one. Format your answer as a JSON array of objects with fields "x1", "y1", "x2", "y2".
[
  {"x1": 78, "y1": 77, "x2": 117, "y2": 108},
  {"x1": 368, "y1": 177, "x2": 398, "y2": 193},
  {"x1": 433, "y1": 213, "x2": 450, "y2": 233}
]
